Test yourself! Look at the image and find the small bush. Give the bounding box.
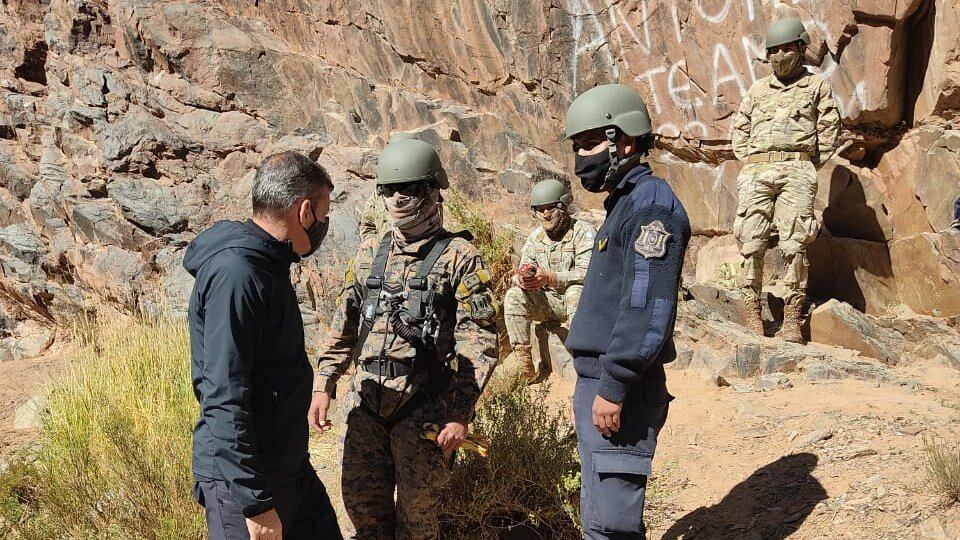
[924,433,960,503]
[437,377,581,539]
[446,190,516,296]
[0,313,203,540]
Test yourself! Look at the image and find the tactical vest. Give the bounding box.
[352,230,470,370]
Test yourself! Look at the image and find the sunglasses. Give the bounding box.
[377,181,429,198]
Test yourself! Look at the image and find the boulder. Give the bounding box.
[95,111,187,173]
[873,127,960,236]
[107,177,199,235]
[808,299,901,364]
[889,231,960,317]
[69,199,134,247]
[0,223,43,265]
[14,395,46,430]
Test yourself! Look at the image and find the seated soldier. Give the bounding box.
[504,179,596,381]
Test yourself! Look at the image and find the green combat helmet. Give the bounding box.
[564,84,652,191]
[529,178,572,207]
[766,18,810,49]
[375,138,449,188]
[564,83,652,140]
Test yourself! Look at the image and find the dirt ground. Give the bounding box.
[640,363,960,539]
[3,348,959,539]
[314,359,960,539]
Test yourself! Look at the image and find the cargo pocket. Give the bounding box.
[733,207,748,244]
[588,451,652,534]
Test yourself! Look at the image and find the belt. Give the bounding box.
[361,360,413,378]
[745,151,811,164]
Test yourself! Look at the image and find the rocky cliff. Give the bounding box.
[1,0,958,362]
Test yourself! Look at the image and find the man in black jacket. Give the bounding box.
[185,151,341,540]
[563,85,691,539]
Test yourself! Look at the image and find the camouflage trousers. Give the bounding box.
[503,285,582,347]
[734,161,819,304]
[341,393,449,539]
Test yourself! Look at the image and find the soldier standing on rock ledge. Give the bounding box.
[308,137,499,539]
[563,84,691,540]
[504,178,595,382]
[731,17,841,343]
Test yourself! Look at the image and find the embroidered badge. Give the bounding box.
[634,220,671,259]
[598,237,608,252]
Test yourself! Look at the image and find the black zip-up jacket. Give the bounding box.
[184,219,312,518]
[566,163,691,404]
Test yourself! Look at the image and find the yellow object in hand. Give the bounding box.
[421,423,490,458]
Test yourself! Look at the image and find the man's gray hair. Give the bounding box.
[251,151,333,217]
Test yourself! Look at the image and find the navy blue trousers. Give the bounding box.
[574,376,669,540]
[193,464,342,540]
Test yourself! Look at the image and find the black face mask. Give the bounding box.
[301,210,329,258]
[574,152,613,193]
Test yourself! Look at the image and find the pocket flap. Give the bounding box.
[592,451,652,475]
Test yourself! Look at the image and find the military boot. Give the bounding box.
[512,344,536,381]
[778,297,805,344]
[741,295,764,336]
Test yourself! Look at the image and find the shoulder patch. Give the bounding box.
[635,220,671,259]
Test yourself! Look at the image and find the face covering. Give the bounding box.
[574,152,612,193]
[300,210,329,257]
[770,50,802,79]
[537,206,572,240]
[384,186,442,245]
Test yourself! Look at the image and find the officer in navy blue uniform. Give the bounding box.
[563,84,691,539]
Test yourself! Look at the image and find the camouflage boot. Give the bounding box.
[778,296,805,344]
[512,344,536,381]
[741,295,764,336]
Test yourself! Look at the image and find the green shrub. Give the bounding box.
[0,314,203,540]
[437,377,581,539]
[924,433,960,503]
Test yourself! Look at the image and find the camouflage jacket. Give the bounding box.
[315,229,498,423]
[513,218,596,291]
[732,71,841,164]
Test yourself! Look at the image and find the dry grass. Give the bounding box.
[0,313,203,540]
[924,433,960,503]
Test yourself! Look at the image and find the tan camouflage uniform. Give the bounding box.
[315,229,498,539]
[358,193,390,243]
[503,219,595,348]
[731,70,841,304]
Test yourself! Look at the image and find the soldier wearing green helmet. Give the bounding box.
[311,136,498,539]
[563,84,691,539]
[503,178,596,381]
[731,17,841,343]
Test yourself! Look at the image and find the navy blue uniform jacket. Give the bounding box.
[566,163,691,404]
[184,220,312,518]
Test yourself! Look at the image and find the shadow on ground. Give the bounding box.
[660,453,827,540]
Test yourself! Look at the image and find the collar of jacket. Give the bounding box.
[769,69,812,90]
[605,162,653,212]
[244,219,301,266]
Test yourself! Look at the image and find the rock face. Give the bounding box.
[0,1,958,358]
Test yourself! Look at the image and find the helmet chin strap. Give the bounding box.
[603,128,621,185]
